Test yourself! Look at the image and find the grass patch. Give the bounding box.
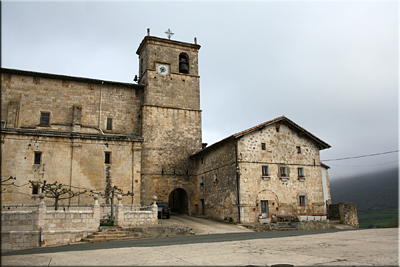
[358,210,398,228]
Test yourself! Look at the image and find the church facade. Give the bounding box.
[1,33,331,223]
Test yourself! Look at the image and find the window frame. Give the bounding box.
[34,151,42,165]
[299,195,306,206]
[105,152,111,164]
[261,143,266,150]
[262,165,269,176]
[106,118,113,130]
[31,182,39,195]
[279,166,289,177]
[40,112,50,126]
[298,167,305,177]
[296,146,301,154]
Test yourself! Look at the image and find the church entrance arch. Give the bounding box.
[168,188,188,214]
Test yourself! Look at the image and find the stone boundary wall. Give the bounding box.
[328,203,340,219]
[328,202,359,227]
[1,195,158,251]
[339,202,359,228]
[114,195,158,227]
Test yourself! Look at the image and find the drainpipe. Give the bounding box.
[98,82,104,134]
[17,93,22,128]
[234,141,241,224]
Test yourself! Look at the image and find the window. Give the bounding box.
[179,53,189,74]
[34,152,42,165]
[40,112,50,126]
[298,168,304,177]
[106,118,112,130]
[200,177,204,186]
[261,143,266,150]
[105,152,111,164]
[299,195,306,206]
[31,182,39,195]
[214,174,218,182]
[276,127,279,132]
[296,146,301,153]
[262,166,269,176]
[280,166,288,177]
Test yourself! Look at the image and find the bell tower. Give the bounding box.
[136,31,202,207]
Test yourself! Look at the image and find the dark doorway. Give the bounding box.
[199,199,205,215]
[168,188,188,214]
[261,200,269,217]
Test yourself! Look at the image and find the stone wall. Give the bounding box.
[1,130,142,206]
[137,37,202,207]
[328,202,359,227]
[114,196,158,227]
[328,203,340,219]
[237,123,327,223]
[1,194,99,251]
[339,202,359,227]
[1,70,143,134]
[1,194,158,251]
[191,139,239,221]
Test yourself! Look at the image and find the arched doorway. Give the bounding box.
[168,188,188,214]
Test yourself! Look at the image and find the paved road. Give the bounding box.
[2,228,398,266]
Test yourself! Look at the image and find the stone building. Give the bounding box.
[1,32,331,223]
[190,116,332,223]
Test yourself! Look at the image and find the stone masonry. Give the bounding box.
[1,33,337,227]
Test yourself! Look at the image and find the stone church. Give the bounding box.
[1,32,332,223]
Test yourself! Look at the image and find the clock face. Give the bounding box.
[157,64,169,76]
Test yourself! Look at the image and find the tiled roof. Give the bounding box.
[191,116,330,157]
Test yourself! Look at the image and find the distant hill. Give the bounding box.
[329,168,398,212]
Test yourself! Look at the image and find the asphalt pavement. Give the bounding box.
[1,215,398,266]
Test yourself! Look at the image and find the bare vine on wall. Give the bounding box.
[28,180,87,210]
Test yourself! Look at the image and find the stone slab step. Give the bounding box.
[87,234,130,239]
[81,236,136,243]
[92,231,130,236]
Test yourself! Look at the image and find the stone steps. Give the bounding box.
[276,222,297,231]
[82,226,136,243]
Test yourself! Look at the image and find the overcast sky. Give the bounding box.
[2,1,398,180]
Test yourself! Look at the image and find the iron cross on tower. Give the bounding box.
[165,28,174,40]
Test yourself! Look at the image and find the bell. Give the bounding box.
[179,63,189,73]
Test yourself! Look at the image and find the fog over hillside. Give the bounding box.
[329,167,398,212]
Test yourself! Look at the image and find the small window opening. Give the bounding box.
[40,112,50,126]
[34,152,42,165]
[32,182,39,195]
[299,195,306,206]
[298,167,304,177]
[276,127,280,132]
[106,118,112,130]
[179,53,189,74]
[200,177,204,186]
[261,143,266,150]
[105,152,111,164]
[296,146,301,153]
[262,166,269,176]
[280,166,288,177]
[214,174,218,182]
